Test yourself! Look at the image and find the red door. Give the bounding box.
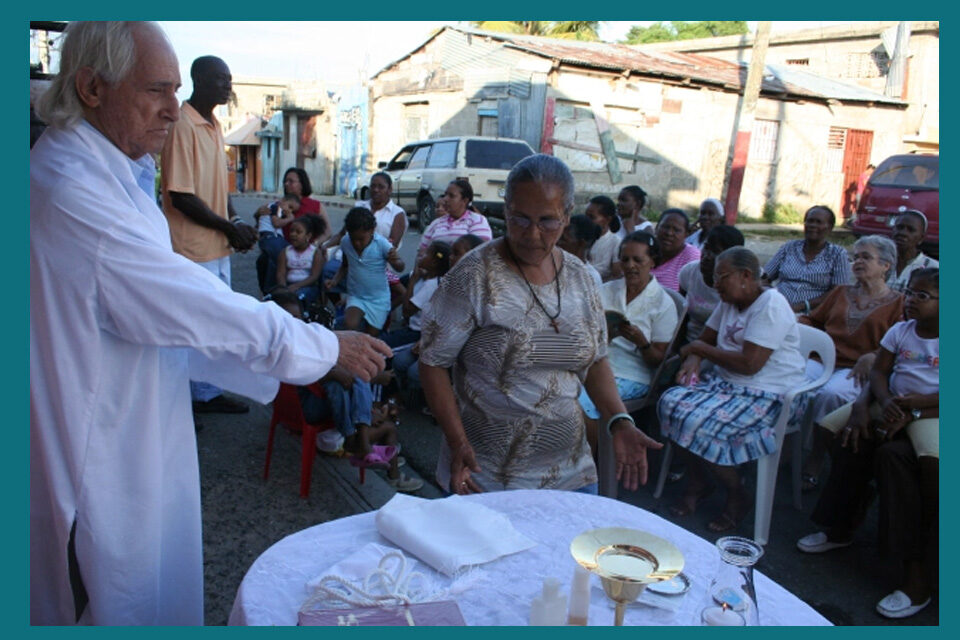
[841,129,873,217]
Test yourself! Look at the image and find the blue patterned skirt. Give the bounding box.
[657,377,808,466]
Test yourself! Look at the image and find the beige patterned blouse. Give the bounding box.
[419,240,607,491]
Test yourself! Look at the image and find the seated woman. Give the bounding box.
[678,225,745,343]
[797,268,938,619]
[658,247,806,532]
[762,205,852,313]
[685,197,724,249]
[584,195,622,281]
[799,235,904,491]
[417,180,492,258]
[650,209,701,291]
[558,214,603,288]
[889,210,938,292]
[578,231,678,457]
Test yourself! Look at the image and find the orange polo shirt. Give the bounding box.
[161,102,231,262]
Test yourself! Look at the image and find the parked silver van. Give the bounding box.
[375,136,535,229]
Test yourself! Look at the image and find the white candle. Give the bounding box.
[701,606,746,626]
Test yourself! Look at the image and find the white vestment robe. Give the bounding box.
[30,122,340,625]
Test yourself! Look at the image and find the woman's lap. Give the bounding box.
[658,377,807,466]
[578,378,649,420]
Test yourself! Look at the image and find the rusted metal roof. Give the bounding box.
[376,26,903,106]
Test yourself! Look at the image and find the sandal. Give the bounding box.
[707,512,741,533]
[349,444,397,469]
[801,473,820,493]
[668,485,715,518]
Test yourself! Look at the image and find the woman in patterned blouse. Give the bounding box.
[418,154,662,495]
[762,205,852,313]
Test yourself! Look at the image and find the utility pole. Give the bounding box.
[723,21,772,224]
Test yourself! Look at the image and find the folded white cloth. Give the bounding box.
[375,494,537,576]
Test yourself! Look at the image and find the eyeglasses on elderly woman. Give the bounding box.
[506,214,565,232]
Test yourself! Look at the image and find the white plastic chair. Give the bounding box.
[598,288,687,499]
[652,324,835,545]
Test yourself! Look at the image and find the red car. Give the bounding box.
[851,154,938,255]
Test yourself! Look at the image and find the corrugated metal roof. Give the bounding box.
[376,26,904,106]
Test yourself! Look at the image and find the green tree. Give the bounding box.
[623,21,747,44]
[471,20,601,41]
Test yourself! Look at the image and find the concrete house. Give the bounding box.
[367,26,908,218]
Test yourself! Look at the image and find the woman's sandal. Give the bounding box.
[349,444,398,469]
[668,485,715,518]
[707,498,751,533]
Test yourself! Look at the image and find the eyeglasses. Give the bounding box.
[506,215,564,232]
[850,253,878,262]
[904,288,938,301]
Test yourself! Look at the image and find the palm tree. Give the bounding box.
[471,21,601,41]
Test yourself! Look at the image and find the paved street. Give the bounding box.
[196,193,935,626]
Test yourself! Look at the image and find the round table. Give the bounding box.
[229,490,829,626]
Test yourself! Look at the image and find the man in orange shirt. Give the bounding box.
[161,56,258,414]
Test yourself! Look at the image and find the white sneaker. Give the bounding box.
[796,531,853,553]
[388,473,423,493]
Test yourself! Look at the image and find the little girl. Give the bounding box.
[255,194,301,294]
[584,195,622,281]
[450,234,484,268]
[798,268,938,619]
[384,241,452,394]
[276,216,326,307]
[325,207,405,335]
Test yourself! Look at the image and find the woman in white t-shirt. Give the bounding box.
[797,267,939,619]
[678,225,745,343]
[584,195,623,281]
[616,185,653,238]
[658,247,806,533]
[579,231,678,455]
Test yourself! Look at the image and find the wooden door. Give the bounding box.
[841,129,873,217]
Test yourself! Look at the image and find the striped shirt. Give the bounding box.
[417,210,492,254]
[763,240,852,305]
[650,243,700,291]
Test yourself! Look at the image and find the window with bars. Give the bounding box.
[825,127,846,173]
[750,119,780,163]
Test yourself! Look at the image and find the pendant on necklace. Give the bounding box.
[550,318,560,333]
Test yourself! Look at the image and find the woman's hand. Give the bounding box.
[840,402,872,452]
[619,322,648,348]
[880,396,906,424]
[449,438,482,494]
[611,422,663,491]
[676,354,702,385]
[848,353,876,385]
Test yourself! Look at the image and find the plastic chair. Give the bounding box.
[598,289,687,499]
[652,324,835,545]
[263,382,337,498]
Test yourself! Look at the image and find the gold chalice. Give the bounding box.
[570,528,684,626]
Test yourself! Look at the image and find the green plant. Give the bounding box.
[761,202,804,224]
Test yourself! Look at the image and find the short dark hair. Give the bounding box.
[588,195,619,233]
[658,208,691,230]
[294,214,326,239]
[280,193,301,205]
[284,167,313,197]
[620,185,647,208]
[190,55,226,83]
[705,225,745,252]
[449,179,473,203]
[909,267,939,290]
[620,231,660,262]
[345,207,376,233]
[453,234,485,252]
[426,241,453,277]
[371,171,393,189]
[805,205,836,227]
[567,214,602,245]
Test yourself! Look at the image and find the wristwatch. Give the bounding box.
[911,408,922,420]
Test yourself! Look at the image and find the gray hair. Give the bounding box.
[34,21,159,128]
[853,234,897,280]
[503,154,576,215]
[716,246,760,279]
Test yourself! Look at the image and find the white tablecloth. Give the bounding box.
[229,490,829,626]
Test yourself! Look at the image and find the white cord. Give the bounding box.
[300,550,434,613]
